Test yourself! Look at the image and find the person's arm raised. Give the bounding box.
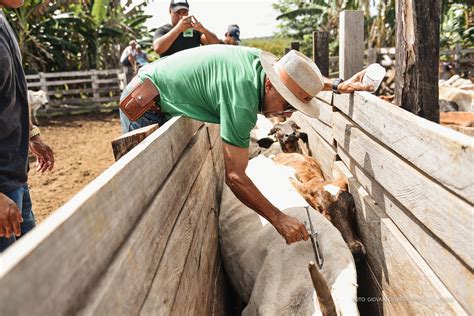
[191,16,220,45]
[153,16,193,55]
[222,142,309,244]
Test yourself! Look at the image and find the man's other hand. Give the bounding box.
[338,69,374,93]
[274,212,310,245]
[30,136,55,173]
[0,193,23,238]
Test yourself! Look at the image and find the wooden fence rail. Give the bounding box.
[26,68,127,115]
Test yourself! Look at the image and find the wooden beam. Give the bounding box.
[0,117,203,315]
[337,148,474,313]
[319,91,474,204]
[335,161,467,315]
[111,124,159,161]
[81,134,214,315]
[333,112,474,268]
[290,41,300,51]
[339,10,364,79]
[394,0,440,123]
[313,31,329,77]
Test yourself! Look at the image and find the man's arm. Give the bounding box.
[223,142,309,244]
[321,69,373,93]
[191,17,219,45]
[0,0,23,8]
[153,17,192,55]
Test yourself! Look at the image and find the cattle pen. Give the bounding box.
[1,10,473,316]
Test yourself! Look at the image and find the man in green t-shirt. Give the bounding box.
[119,45,371,245]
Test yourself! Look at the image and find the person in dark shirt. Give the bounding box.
[0,1,54,251]
[221,24,241,46]
[153,0,219,57]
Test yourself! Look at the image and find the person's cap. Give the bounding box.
[170,0,189,12]
[260,50,324,118]
[226,24,240,42]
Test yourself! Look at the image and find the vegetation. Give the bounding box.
[4,0,151,73]
[273,0,472,57]
[242,37,292,58]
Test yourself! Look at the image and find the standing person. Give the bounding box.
[153,0,219,57]
[119,45,372,244]
[0,1,55,251]
[221,24,241,45]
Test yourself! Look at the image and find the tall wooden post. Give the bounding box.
[339,10,364,79]
[290,41,300,51]
[394,0,440,123]
[313,31,329,77]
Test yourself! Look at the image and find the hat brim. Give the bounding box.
[171,5,189,12]
[260,51,322,118]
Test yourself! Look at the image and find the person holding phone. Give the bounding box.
[153,0,219,57]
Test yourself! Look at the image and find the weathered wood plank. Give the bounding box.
[33,69,123,79]
[0,117,203,315]
[332,112,474,268]
[82,132,213,315]
[47,87,121,96]
[314,97,334,126]
[320,91,474,204]
[171,205,219,315]
[43,78,93,86]
[48,96,119,105]
[140,155,217,315]
[292,112,337,180]
[206,123,220,149]
[336,161,467,315]
[336,149,474,313]
[339,10,364,79]
[211,137,225,202]
[111,124,159,161]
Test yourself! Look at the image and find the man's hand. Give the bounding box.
[337,69,374,93]
[0,193,23,238]
[273,212,310,244]
[176,15,194,32]
[30,136,54,173]
[191,16,206,33]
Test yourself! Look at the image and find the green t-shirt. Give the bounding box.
[137,45,265,148]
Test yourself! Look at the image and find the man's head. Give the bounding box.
[261,50,324,119]
[223,24,240,46]
[169,0,189,25]
[136,45,142,52]
[129,40,137,49]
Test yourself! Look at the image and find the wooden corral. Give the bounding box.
[26,68,126,115]
[0,117,231,315]
[290,90,472,315]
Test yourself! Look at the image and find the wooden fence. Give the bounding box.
[26,68,126,115]
[0,118,230,315]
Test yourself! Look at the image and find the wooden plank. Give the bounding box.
[336,161,467,315]
[47,87,121,96]
[302,114,333,145]
[211,137,225,202]
[44,78,93,86]
[336,149,474,313]
[48,96,119,105]
[206,123,220,149]
[292,112,337,180]
[171,203,219,315]
[314,97,334,126]
[320,91,474,204]
[111,124,160,161]
[339,10,364,79]
[96,78,120,84]
[0,117,203,315]
[332,112,474,268]
[140,155,217,315]
[39,69,123,78]
[82,133,213,315]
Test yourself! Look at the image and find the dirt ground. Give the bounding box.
[28,112,122,223]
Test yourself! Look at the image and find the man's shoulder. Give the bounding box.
[155,24,173,35]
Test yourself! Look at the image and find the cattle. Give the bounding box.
[219,155,359,315]
[274,153,366,262]
[269,120,310,156]
[28,90,48,124]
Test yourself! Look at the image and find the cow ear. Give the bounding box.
[299,132,308,144]
[291,122,301,130]
[257,137,275,148]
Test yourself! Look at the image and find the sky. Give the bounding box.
[137,0,281,39]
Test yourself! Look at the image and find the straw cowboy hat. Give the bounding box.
[260,50,324,118]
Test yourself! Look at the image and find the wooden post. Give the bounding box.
[394,0,440,123]
[284,48,291,54]
[91,69,100,100]
[313,31,329,77]
[367,46,377,65]
[339,10,364,79]
[290,41,300,51]
[38,72,50,103]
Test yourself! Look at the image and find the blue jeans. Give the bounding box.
[0,184,36,252]
[119,75,169,133]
